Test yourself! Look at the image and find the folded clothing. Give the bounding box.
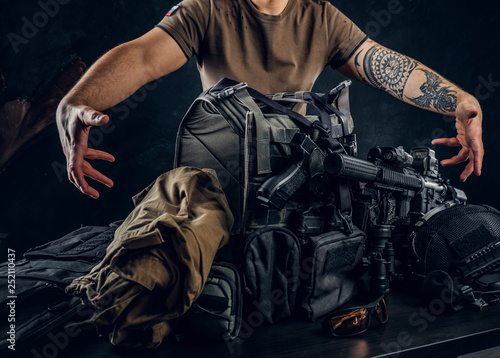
[66,167,234,348]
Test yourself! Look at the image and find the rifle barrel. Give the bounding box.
[325,153,423,191]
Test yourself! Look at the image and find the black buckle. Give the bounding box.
[461,286,489,311]
[337,208,354,234]
[311,120,331,138]
[216,82,248,100]
[326,79,352,104]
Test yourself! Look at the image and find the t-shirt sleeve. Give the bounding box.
[325,3,367,69]
[155,0,210,59]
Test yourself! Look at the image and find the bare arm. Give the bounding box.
[57,28,187,198]
[338,39,483,182]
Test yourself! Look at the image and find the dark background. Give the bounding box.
[1,0,499,255]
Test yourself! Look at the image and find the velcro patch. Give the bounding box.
[166,5,179,16]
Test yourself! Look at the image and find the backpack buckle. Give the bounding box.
[216,82,249,100]
[311,120,331,138]
[337,208,354,234]
[326,79,352,104]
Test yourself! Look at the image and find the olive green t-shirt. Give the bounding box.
[156,0,367,94]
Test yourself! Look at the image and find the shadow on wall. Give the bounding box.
[0,60,86,169]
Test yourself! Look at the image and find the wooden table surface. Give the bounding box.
[23,284,500,358]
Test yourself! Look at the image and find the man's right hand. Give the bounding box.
[54,28,188,198]
[56,102,115,199]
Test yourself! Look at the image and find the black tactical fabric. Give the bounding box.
[299,227,366,321]
[185,262,242,341]
[0,222,120,352]
[412,204,500,279]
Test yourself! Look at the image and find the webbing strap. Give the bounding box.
[271,89,349,138]
[270,126,300,144]
[247,86,345,152]
[269,97,346,139]
[337,180,354,234]
[212,78,347,152]
[211,78,314,132]
[234,89,272,174]
[299,91,333,134]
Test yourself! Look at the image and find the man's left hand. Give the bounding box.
[432,97,484,182]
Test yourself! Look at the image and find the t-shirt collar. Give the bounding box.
[243,0,294,21]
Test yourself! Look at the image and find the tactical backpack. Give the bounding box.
[174,78,367,324]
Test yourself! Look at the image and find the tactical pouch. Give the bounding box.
[185,262,242,341]
[298,226,366,321]
[242,226,301,324]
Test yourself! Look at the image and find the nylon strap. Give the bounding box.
[211,78,314,132]
[234,89,272,174]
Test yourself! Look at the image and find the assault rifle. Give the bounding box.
[257,139,467,294]
[324,145,467,293]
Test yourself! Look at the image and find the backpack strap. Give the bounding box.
[232,88,273,174]
[211,78,313,131]
[211,78,348,152]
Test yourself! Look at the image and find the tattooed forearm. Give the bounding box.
[406,69,457,113]
[353,43,459,113]
[355,45,421,99]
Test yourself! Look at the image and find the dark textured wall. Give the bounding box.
[1,0,499,254]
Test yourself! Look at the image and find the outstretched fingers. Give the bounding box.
[85,148,115,162]
[432,135,483,181]
[439,147,469,167]
[457,99,484,177]
[468,136,484,177]
[431,97,483,181]
[437,145,481,182]
[459,158,475,182]
[67,153,93,197]
[431,137,460,147]
[67,148,115,199]
[82,160,114,189]
[433,143,475,182]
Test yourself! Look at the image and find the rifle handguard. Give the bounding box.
[324,152,379,182]
[325,152,424,192]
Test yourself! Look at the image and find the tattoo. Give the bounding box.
[358,45,421,99]
[406,69,458,113]
[354,50,367,83]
